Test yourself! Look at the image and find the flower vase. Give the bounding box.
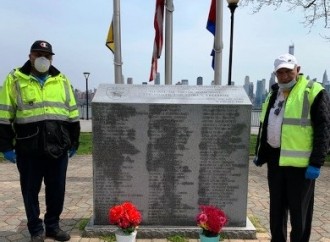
[199,233,220,242]
[115,229,137,242]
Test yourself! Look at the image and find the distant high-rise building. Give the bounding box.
[269,72,276,91]
[248,82,254,103]
[322,70,329,86]
[181,79,189,85]
[127,77,133,84]
[243,76,254,101]
[255,79,266,109]
[324,83,330,94]
[155,72,160,85]
[243,76,250,93]
[197,76,203,85]
[289,44,294,55]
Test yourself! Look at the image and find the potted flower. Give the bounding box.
[196,205,228,241]
[108,201,142,242]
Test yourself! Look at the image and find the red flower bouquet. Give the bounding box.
[108,201,142,234]
[196,205,228,237]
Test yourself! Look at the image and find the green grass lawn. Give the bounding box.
[1,132,329,163]
[77,132,93,154]
[249,134,257,156]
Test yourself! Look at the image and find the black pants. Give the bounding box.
[267,148,315,242]
[16,153,68,236]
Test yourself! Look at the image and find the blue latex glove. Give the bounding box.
[68,148,76,158]
[3,150,16,163]
[305,165,320,180]
[253,156,263,167]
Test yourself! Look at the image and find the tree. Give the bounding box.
[240,0,330,31]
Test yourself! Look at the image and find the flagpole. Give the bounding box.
[213,0,223,85]
[164,0,174,85]
[113,0,123,84]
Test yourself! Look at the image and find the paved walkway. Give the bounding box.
[1,155,329,242]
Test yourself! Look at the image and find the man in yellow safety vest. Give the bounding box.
[253,53,330,242]
[0,40,80,242]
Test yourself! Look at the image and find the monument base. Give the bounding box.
[84,217,256,239]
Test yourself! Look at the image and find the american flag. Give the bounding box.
[149,0,165,82]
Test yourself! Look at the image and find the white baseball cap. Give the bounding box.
[274,53,298,72]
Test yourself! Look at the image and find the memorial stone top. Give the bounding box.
[92,84,251,105]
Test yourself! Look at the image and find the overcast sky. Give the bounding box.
[0,0,329,91]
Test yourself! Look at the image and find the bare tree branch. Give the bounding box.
[240,0,330,32]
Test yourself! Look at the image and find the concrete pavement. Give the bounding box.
[1,155,329,242]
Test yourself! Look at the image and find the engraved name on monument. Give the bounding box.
[92,84,252,228]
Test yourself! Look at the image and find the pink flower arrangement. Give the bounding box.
[108,201,142,234]
[196,205,228,237]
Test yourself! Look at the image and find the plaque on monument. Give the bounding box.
[89,84,254,238]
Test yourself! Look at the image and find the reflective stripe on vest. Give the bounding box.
[0,71,17,124]
[279,77,323,167]
[282,80,314,127]
[13,73,78,124]
[281,150,311,158]
[0,104,15,124]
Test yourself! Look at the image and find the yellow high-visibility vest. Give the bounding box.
[0,68,79,124]
[260,76,324,167]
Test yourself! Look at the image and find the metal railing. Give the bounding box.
[79,105,93,120]
[251,109,261,127]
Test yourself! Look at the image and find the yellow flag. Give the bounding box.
[106,20,115,53]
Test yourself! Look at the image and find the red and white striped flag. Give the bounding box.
[149,56,158,82]
[149,0,165,82]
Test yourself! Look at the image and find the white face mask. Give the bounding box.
[34,57,50,73]
[278,79,297,90]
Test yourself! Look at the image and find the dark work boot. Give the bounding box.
[46,228,70,241]
[30,234,44,242]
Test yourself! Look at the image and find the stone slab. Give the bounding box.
[90,84,253,237]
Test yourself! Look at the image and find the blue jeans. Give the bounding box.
[16,153,68,236]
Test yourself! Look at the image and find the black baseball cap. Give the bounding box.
[30,40,55,55]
